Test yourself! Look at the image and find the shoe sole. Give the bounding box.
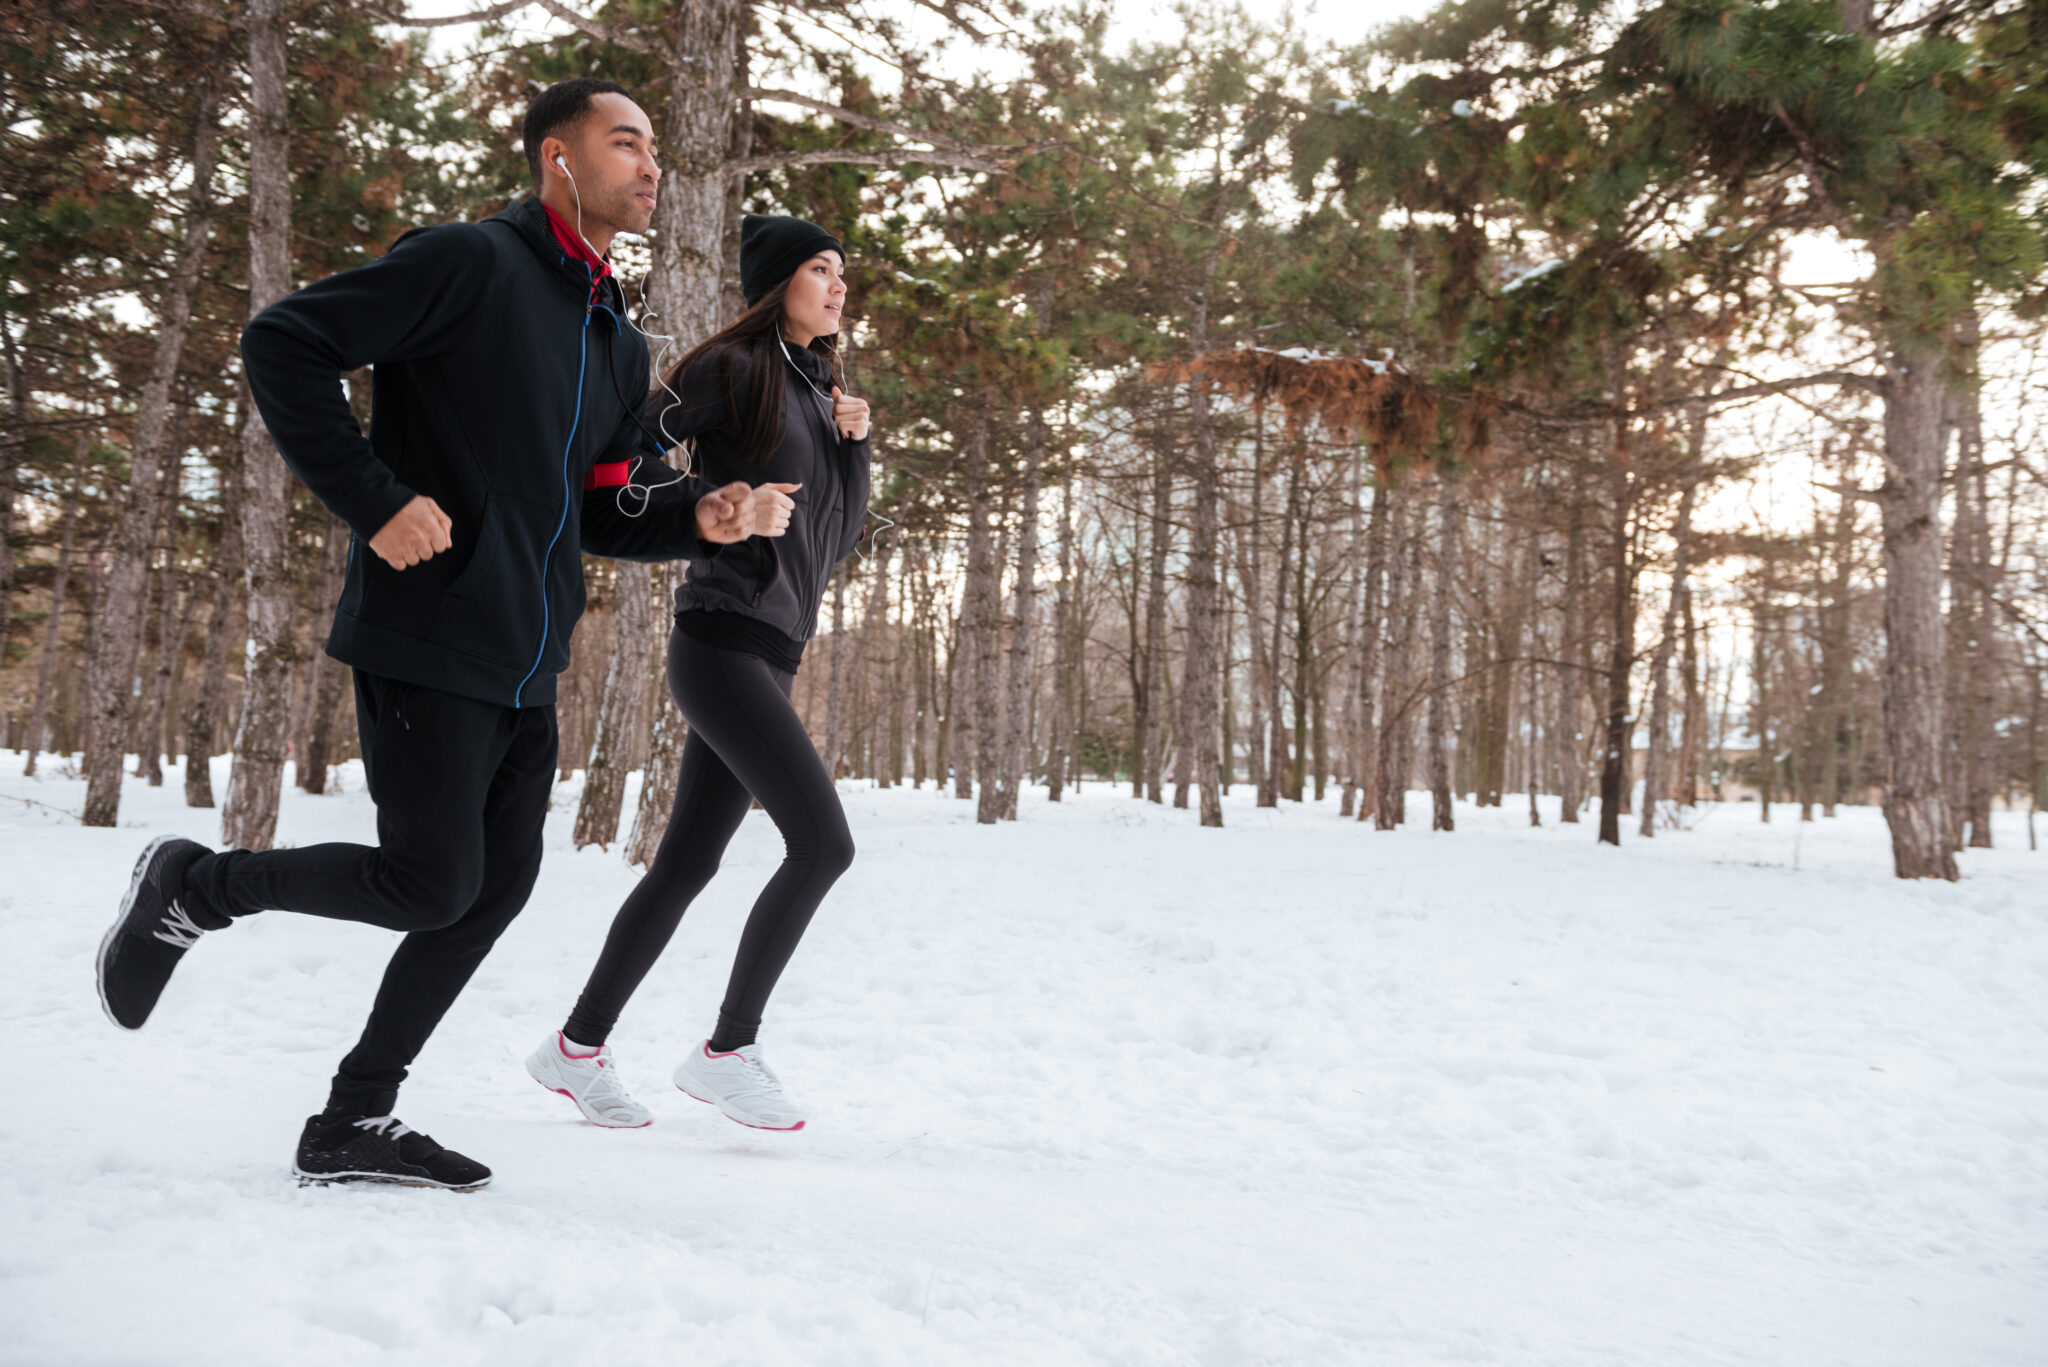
[291,1163,490,1192]
[525,1061,652,1129]
[96,835,177,1032]
[674,1080,805,1132]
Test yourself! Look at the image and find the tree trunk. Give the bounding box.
[1597,455,1637,848]
[1876,330,1958,879]
[1428,477,1460,831]
[1948,313,1994,848]
[297,516,353,795]
[1558,461,1589,822]
[1048,464,1075,802]
[1754,593,1775,824]
[222,4,296,852]
[998,417,1040,819]
[184,507,240,809]
[1638,405,1708,836]
[1289,499,1311,803]
[1353,473,1389,823]
[137,443,193,786]
[1678,581,1703,808]
[82,90,220,827]
[574,563,657,850]
[23,431,85,777]
[863,542,896,786]
[963,411,1000,820]
[824,560,850,778]
[624,562,685,866]
[1140,444,1171,804]
[1265,437,1302,806]
[1375,481,1413,830]
[1179,387,1224,826]
[1238,416,1269,802]
[0,306,31,671]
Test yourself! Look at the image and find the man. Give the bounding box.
[93,78,790,1191]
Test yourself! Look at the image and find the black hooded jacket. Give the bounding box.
[654,342,871,650]
[240,195,715,708]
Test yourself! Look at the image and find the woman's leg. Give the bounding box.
[561,642,754,1048]
[662,635,854,1051]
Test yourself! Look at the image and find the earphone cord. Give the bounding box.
[561,157,892,551]
[558,156,694,512]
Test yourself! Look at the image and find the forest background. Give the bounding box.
[3,0,2045,882]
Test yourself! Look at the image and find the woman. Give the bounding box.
[525,213,871,1131]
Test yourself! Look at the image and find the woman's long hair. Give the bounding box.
[660,275,840,465]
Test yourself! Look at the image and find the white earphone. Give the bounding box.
[554,148,892,552]
[548,147,696,515]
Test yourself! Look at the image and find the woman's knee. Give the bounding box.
[812,823,855,880]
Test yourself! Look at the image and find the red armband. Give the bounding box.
[584,461,631,490]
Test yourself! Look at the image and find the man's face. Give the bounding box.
[556,92,660,236]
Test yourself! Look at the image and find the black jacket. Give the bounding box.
[241,195,714,708]
[658,343,871,641]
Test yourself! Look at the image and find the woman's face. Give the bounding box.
[782,250,847,345]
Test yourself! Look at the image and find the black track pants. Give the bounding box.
[181,671,557,1116]
[564,628,853,1048]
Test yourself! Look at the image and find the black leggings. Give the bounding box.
[564,627,854,1050]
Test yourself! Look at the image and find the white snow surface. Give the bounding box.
[2,755,2043,1366]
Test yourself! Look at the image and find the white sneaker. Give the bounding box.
[673,1041,808,1131]
[525,1032,652,1128]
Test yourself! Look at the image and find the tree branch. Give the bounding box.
[530,0,658,54]
[377,0,531,26]
[728,146,1005,176]
[1655,368,1882,409]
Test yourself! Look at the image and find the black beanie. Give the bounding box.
[740,214,845,306]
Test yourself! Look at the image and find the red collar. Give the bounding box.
[540,199,612,283]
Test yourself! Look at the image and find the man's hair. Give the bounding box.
[522,78,630,185]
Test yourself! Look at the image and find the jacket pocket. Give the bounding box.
[430,495,528,663]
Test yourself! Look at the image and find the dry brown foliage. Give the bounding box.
[1150,347,1445,475]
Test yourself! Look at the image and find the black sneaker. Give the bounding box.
[96,835,216,1030]
[292,1113,493,1191]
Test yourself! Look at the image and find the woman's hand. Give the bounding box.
[831,386,870,442]
[750,483,801,536]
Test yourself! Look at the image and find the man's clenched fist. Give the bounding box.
[369,495,453,570]
[695,481,801,544]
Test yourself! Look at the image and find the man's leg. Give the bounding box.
[97,674,509,1034]
[180,673,505,931]
[325,700,558,1116]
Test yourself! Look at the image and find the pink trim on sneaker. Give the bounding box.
[702,1041,747,1060]
[557,1031,601,1060]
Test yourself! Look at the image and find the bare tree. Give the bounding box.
[575,563,657,849]
[997,417,1040,819]
[1427,476,1461,831]
[81,84,219,826]
[23,431,86,777]
[222,0,297,851]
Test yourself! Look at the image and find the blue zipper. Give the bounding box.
[514,312,589,708]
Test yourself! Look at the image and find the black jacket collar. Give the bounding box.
[492,195,625,310]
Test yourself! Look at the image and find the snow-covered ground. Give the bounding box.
[1,753,2042,1366]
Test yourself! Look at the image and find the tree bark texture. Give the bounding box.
[82,90,219,826]
[574,562,657,850]
[137,448,188,785]
[1877,331,1959,880]
[297,515,353,795]
[1428,478,1461,832]
[1639,403,1708,837]
[23,431,85,777]
[222,4,296,853]
[998,416,1041,820]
